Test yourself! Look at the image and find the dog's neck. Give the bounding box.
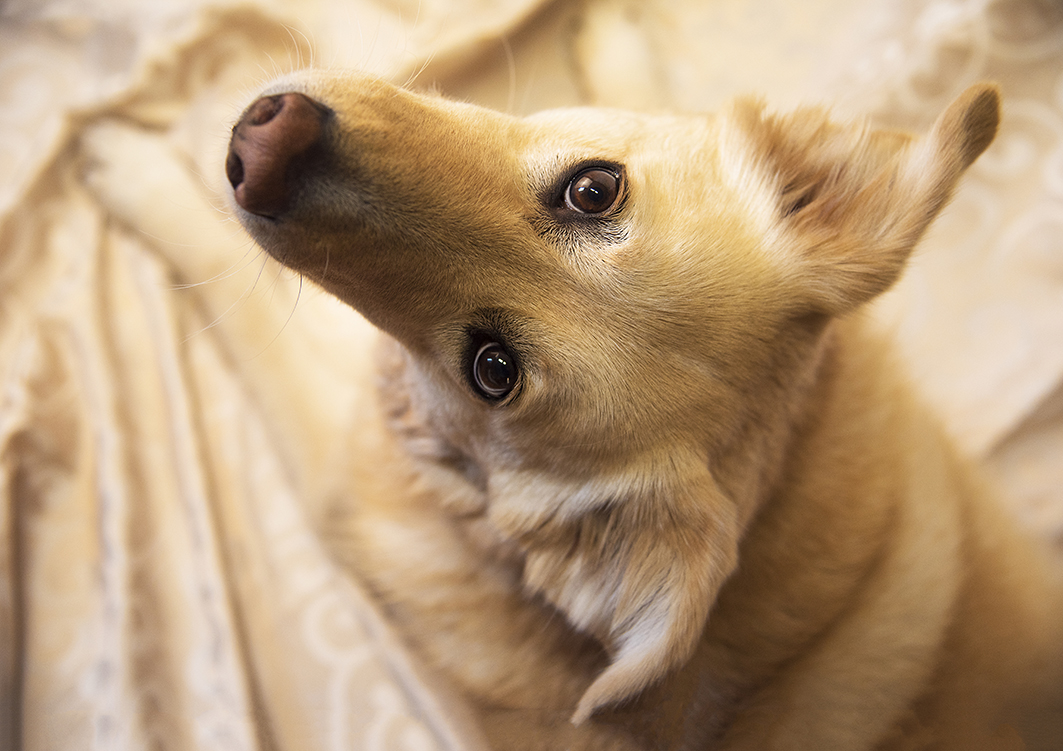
[609,316,968,746]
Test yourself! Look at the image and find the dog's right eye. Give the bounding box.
[564,167,621,215]
[472,342,518,400]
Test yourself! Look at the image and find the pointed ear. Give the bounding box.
[724,83,1000,314]
[491,459,739,725]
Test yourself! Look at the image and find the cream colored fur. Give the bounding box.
[100,73,1063,749]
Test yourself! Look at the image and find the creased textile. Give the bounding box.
[1,1,1061,748]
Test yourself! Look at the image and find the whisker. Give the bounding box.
[251,271,305,359]
[402,46,439,91]
[502,35,517,115]
[169,243,264,290]
[180,249,270,343]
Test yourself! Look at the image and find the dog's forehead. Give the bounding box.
[523,106,646,138]
[520,107,714,163]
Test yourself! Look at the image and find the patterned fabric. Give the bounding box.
[0,1,1060,748]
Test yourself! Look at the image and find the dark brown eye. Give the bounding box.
[472,342,518,399]
[565,168,621,214]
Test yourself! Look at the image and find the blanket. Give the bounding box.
[1,0,1061,748]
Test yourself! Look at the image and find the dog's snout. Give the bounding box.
[226,92,326,217]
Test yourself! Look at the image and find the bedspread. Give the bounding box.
[1,0,1061,748]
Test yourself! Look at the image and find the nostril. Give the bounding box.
[225,149,244,191]
[245,94,285,127]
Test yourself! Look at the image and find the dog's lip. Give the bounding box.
[228,191,280,225]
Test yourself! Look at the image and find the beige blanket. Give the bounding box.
[1,0,1061,748]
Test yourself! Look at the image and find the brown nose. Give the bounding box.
[225,92,326,217]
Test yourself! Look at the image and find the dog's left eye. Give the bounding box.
[472,342,518,400]
[565,167,621,214]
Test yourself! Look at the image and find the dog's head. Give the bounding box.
[227,72,999,721]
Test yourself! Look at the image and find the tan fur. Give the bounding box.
[230,73,1063,749]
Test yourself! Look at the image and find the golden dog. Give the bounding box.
[177,72,1063,748]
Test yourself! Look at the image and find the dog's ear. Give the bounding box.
[490,457,739,725]
[724,83,1000,314]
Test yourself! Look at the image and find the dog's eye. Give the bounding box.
[565,167,621,214]
[472,342,518,399]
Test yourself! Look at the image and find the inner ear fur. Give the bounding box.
[728,83,1001,314]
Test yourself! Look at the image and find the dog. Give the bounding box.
[216,72,1063,750]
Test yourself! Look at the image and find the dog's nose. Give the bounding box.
[226,92,326,217]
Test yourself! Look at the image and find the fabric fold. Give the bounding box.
[1,0,1060,748]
